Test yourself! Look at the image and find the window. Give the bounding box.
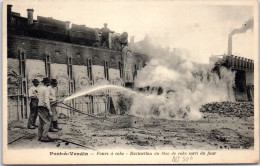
[104,60,109,80]
[87,59,93,81]
[45,54,51,77]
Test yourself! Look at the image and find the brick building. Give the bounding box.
[7,5,146,123]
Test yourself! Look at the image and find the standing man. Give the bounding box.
[27,79,40,129]
[49,79,62,132]
[37,77,53,142]
[100,23,114,48]
[117,93,127,115]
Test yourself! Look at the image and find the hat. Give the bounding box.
[32,79,39,84]
[41,77,50,83]
[51,79,58,85]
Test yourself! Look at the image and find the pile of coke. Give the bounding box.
[200,102,254,117]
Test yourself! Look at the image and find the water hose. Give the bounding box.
[56,101,117,123]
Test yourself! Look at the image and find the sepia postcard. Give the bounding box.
[2,0,259,164]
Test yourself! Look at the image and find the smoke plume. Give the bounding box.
[230,18,254,36]
[129,37,236,120]
[228,18,254,57]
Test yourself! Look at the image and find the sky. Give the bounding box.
[6,0,256,63]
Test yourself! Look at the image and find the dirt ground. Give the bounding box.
[8,105,254,150]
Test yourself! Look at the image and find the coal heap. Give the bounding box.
[200,102,254,117]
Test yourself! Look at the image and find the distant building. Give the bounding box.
[210,55,254,102]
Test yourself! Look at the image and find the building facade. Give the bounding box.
[7,5,145,123]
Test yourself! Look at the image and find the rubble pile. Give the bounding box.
[200,102,254,117]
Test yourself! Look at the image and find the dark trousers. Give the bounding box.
[38,106,51,140]
[100,37,109,48]
[51,103,58,121]
[50,103,58,129]
[27,98,39,127]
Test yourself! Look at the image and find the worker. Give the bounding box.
[100,23,114,48]
[27,79,40,129]
[117,92,127,115]
[49,79,62,132]
[37,77,53,142]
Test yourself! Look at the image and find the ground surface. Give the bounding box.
[8,102,254,150]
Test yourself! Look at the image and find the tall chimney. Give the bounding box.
[130,36,135,43]
[27,9,34,25]
[228,34,232,56]
[7,5,12,27]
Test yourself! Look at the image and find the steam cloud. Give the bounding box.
[129,37,236,120]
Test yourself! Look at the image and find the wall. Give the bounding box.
[7,35,126,121]
[8,35,122,69]
[7,58,22,122]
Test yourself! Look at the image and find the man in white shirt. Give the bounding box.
[27,79,39,129]
[37,77,53,142]
[48,79,61,132]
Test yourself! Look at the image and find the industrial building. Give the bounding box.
[7,5,145,123]
[6,5,254,124]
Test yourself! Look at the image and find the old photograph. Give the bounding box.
[2,0,259,164]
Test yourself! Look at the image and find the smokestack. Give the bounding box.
[228,34,232,56]
[228,18,254,57]
[7,5,12,27]
[130,36,135,43]
[27,9,34,25]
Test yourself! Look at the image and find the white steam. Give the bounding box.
[130,38,236,120]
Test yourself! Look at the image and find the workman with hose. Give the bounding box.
[37,77,53,142]
[48,79,62,132]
